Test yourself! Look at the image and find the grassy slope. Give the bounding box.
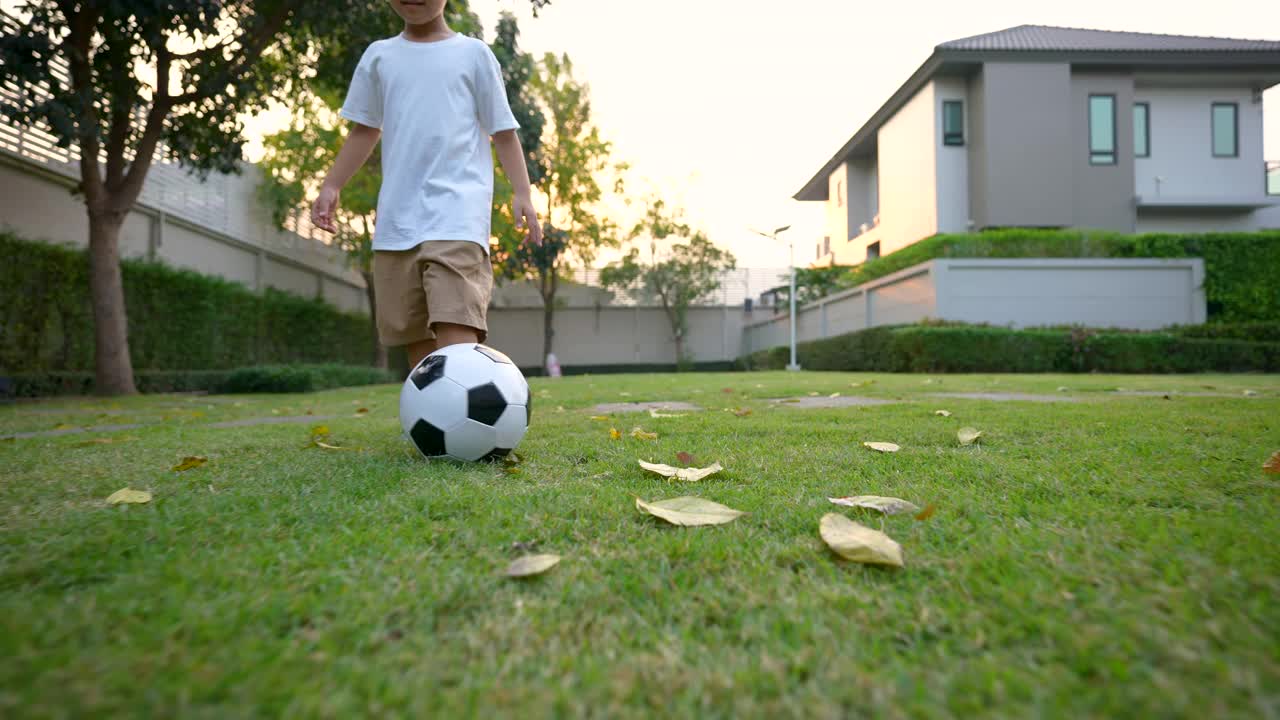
[2,372,1278,718]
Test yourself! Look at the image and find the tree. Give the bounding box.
[0,0,548,395]
[257,3,545,369]
[770,266,857,307]
[600,199,737,366]
[493,53,623,366]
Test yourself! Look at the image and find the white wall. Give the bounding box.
[1134,87,1266,200]
[824,163,849,256]
[933,76,971,234]
[875,80,938,257]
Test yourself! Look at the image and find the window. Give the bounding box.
[866,241,881,261]
[943,100,964,146]
[1089,95,1116,165]
[1212,103,1238,157]
[836,180,845,207]
[823,236,831,256]
[1133,103,1150,158]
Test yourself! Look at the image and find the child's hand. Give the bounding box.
[311,185,340,234]
[513,194,543,246]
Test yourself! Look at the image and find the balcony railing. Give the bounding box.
[1268,161,1280,196]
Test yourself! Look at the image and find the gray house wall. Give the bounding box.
[1070,72,1137,231]
[971,62,1075,228]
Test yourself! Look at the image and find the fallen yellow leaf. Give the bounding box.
[106,487,152,505]
[828,392,841,398]
[609,428,622,440]
[828,495,921,515]
[914,503,938,521]
[934,410,952,417]
[958,427,983,446]
[638,459,724,482]
[863,442,900,453]
[53,423,75,431]
[506,554,561,578]
[731,407,753,417]
[636,496,744,526]
[590,415,610,422]
[808,392,820,397]
[648,408,685,418]
[1263,451,1280,475]
[819,513,904,567]
[172,456,208,472]
[630,427,658,441]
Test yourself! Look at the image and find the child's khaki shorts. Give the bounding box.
[372,240,492,346]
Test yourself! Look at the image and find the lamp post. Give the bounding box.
[752,225,800,371]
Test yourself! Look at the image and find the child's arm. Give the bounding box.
[311,123,381,234]
[493,129,543,246]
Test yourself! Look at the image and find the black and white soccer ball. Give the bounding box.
[399,343,531,462]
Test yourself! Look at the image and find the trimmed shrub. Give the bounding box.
[0,232,374,374]
[3,364,392,399]
[1170,322,1280,343]
[743,323,1280,374]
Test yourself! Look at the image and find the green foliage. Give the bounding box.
[600,198,737,365]
[770,266,857,306]
[1170,322,1280,343]
[744,322,1280,374]
[219,364,392,394]
[0,233,373,374]
[839,229,1280,321]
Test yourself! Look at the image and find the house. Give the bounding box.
[796,25,1280,266]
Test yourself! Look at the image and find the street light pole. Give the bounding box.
[751,224,800,372]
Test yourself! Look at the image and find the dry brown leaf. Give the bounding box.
[1263,451,1280,475]
[914,503,938,521]
[676,451,697,466]
[106,487,152,505]
[53,423,75,431]
[638,459,724,482]
[828,495,921,515]
[630,427,658,441]
[957,427,983,446]
[172,456,208,472]
[635,496,744,526]
[934,410,952,417]
[863,442,900,453]
[732,407,753,417]
[589,415,610,422]
[354,407,369,416]
[721,388,735,394]
[506,554,560,578]
[819,513,904,567]
[609,428,622,440]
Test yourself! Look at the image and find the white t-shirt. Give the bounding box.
[340,34,519,252]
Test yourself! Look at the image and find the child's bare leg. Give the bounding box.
[407,338,437,370]
[433,323,480,349]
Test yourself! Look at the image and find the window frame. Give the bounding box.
[1088,94,1117,166]
[1133,102,1150,158]
[942,100,965,146]
[1211,102,1239,158]
[866,241,881,261]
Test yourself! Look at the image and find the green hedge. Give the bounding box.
[744,324,1280,374]
[835,229,1280,322]
[1170,322,1280,343]
[3,364,393,399]
[0,232,375,374]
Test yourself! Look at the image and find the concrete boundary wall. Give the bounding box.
[743,258,1206,354]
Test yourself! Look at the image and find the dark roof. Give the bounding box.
[793,25,1280,201]
[939,25,1280,53]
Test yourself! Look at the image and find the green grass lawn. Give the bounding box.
[2,371,1279,718]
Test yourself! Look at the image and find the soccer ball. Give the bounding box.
[399,343,531,462]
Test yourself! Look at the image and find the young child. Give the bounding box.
[312,0,542,370]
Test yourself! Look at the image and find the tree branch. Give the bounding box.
[62,1,104,210]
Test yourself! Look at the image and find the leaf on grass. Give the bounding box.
[106,487,152,505]
[731,407,753,417]
[934,410,952,417]
[315,441,354,451]
[619,392,632,397]
[808,392,820,397]
[638,459,724,482]
[556,406,566,413]
[354,407,369,416]
[914,503,937,521]
[957,427,983,446]
[506,554,560,578]
[676,451,697,466]
[721,388,735,394]
[1243,390,1258,397]
[819,513,904,567]
[590,415,610,422]
[609,427,622,440]
[53,423,75,431]
[828,495,921,515]
[863,442,900,453]
[172,456,208,472]
[76,437,117,446]
[1057,386,1070,392]
[1263,451,1280,475]
[630,427,658,441]
[648,408,685,418]
[828,392,841,398]
[636,496,744,526]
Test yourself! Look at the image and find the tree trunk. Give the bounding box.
[87,211,138,395]
[360,270,387,369]
[540,267,557,366]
